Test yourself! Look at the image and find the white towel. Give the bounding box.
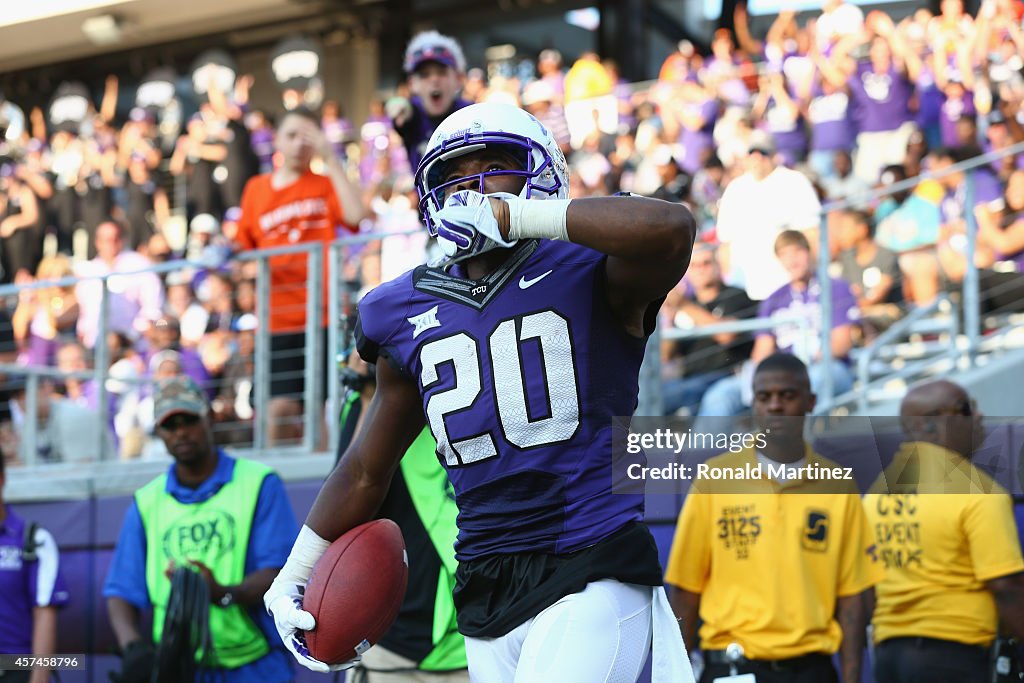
[650,586,697,683]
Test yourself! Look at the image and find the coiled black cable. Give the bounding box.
[154,566,212,683]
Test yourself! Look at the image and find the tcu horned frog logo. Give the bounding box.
[162,509,237,563]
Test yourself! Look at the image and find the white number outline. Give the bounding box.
[419,310,581,466]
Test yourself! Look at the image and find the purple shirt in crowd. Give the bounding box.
[940,168,1005,224]
[807,89,856,151]
[849,62,913,133]
[764,98,807,163]
[679,97,718,175]
[939,90,976,147]
[915,67,945,132]
[756,276,859,362]
[0,506,70,654]
[250,126,275,175]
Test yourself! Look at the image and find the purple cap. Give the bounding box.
[405,44,459,74]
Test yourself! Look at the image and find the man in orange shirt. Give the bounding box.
[235,107,365,445]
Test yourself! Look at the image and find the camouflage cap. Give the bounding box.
[153,376,209,427]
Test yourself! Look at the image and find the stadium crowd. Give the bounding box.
[2,0,1024,463]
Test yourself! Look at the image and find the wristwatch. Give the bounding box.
[218,590,235,608]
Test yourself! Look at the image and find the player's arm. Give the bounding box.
[987,571,1024,640]
[107,597,143,650]
[29,606,57,683]
[835,590,868,683]
[667,586,701,654]
[265,359,424,671]
[306,359,424,539]
[492,195,695,335]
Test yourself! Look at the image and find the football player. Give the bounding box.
[387,30,472,170]
[265,102,697,681]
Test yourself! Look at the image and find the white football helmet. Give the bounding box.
[414,102,570,259]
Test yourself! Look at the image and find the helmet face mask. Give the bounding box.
[415,103,569,261]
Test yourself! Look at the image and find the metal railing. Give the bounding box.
[0,228,419,468]
[813,139,1024,408]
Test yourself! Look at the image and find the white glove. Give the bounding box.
[435,190,518,256]
[264,526,360,673]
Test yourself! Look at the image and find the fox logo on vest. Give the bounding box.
[162,509,237,562]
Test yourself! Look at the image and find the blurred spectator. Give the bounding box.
[803,67,856,180]
[661,243,755,416]
[1,164,42,283]
[8,377,106,463]
[973,168,1024,315]
[537,48,565,101]
[170,113,227,221]
[55,340,97,410]
[660,80,719,176]
[388,31,470,171]
[909,146,1005,302]
[715,131,822,300]
[164,274,208,347]
[648,146,691,204]
[752,72,806,167]
[699,230,858,417]
[234,107,362,445]
[689,155,726,236]
[211,313,256,446]
[834,209,904,337]
[521,80,571,155]
[657,40,700,86]
[564,52,613,103]
[106,331,145,459]
[74,221,164,349]
[983,108,1024,181]
[145,316,211,394]
[821,150,871,204]
[835,12,921,183]
[321,100,355,161]
[121,151,167,251]
[12,255,77,367]
[246,109,276,175]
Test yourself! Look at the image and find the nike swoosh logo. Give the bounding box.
[519,270,553,289]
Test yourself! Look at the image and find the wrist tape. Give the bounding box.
[507,199,571,242]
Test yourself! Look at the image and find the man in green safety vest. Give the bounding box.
[338,353,469,683]
[104,376,298,683]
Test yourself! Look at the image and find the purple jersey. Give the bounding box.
[678,97,718,175]
[807,89,855,151]
[756,277,859,362]
[940,168,1005,224]
[356,240,648,560]
[915,67,944,130]
[849,63,913,133]
[0,507,70,654]
[939,91,976,147]
[250,127,275,175]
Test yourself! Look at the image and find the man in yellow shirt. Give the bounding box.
[864,379,1024,683]
[666,353,882,683]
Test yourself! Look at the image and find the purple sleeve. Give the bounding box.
[755,295,778,338]
[973,171,1005,207]
[831,278,859,327]
[701,99,719,126]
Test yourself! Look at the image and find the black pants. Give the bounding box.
[874,637,989,683]
[269,330,329,399]
[700,653,837,683]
